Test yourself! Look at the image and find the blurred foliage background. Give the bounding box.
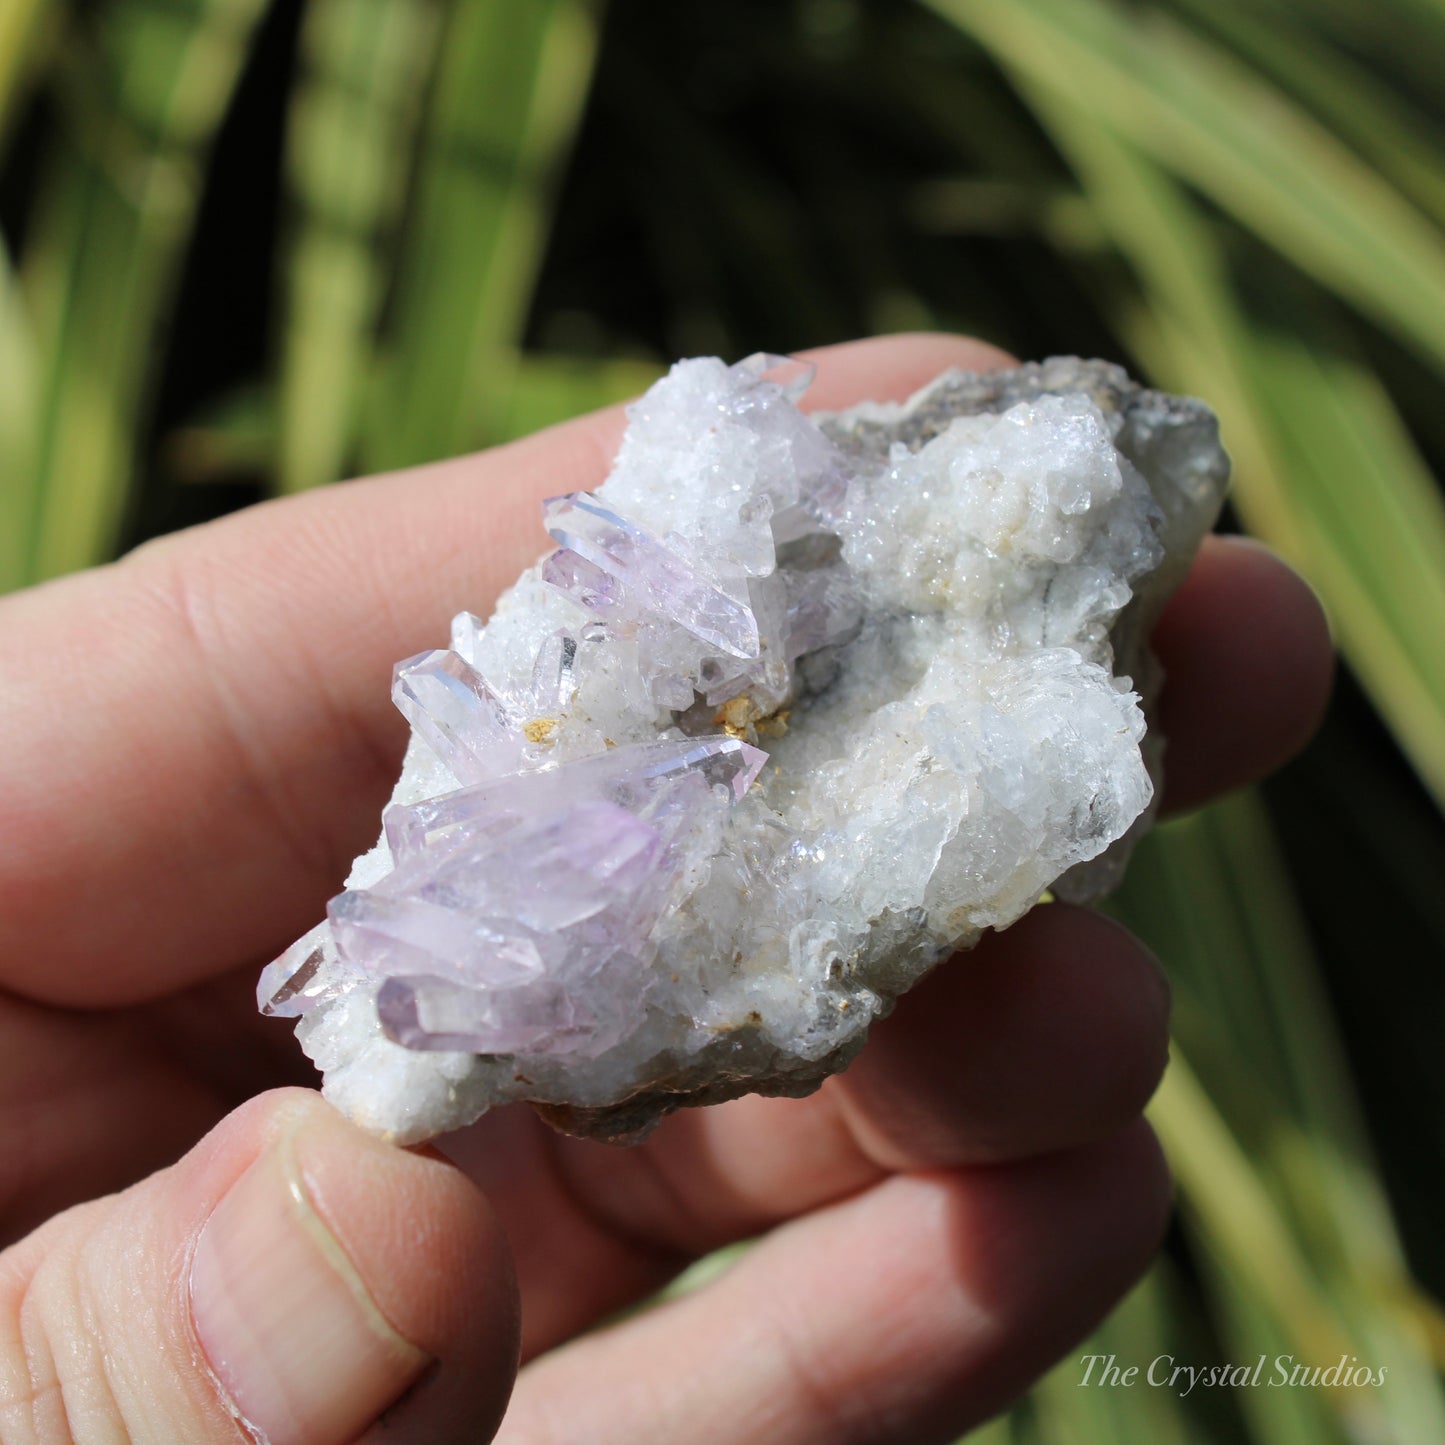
[3,0,1445,1439]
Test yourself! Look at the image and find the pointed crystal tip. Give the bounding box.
[636,734,768,800]
[543,492,761,659]
[257,924,347,1017]
[734,352,817,402]
[393,647,520,783]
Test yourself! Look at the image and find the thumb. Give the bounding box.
[0,1088,518,1444]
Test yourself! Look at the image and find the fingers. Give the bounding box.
[832,903,1171,1168]
[499,1121,1171,1445]
[0,334,1008,1007]
[444,903,1170,1357]
[0,993,225,1247]
[1156,535,1333,815]
[0,969,319,1247]
[0,1089,517,1445]
[791,332,1018,409]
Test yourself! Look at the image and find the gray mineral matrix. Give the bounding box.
[259,354,1229,1145]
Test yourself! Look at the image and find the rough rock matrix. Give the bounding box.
[259,354,1229,1144]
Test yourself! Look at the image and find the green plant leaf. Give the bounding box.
[490,349,660,442]
[163,381,275,485]
[0,238,37,592]
[1119,801,1445,1443]
[924,0,1445,377]
[1167,0,1445,226]
[276,0,446,493]
[14,0,270,584]
[0,0,49,143]
[363,0,602,472]
[1028,1268,1215,1445]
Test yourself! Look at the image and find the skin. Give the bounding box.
[0,335,1333,1443]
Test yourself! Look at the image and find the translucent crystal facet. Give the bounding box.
[328,795,686,1057]
[543,493,761,658]
[736,350,818,403]
[541,548,634,623]
[263,354,1229,1145]
[257,922,358,1018]
[392,649,520,783]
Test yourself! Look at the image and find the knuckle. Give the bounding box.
[0,1203,228,1445]
[0,1217,93,1445]
[763,1298,886,1445]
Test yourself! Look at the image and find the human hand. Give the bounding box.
[0,335,1332,1444]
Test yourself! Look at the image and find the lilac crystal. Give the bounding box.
[543,493,761,658]
[541,548,635,624]
[382,735,764,866]
[334,799,680,1055]
[784,557,863,659]
[270,732,768,1059]
[260,352,1229,1147]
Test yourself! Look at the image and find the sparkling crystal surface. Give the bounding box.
[262,355,1229,1144]
[543,493,761,658]
[392,649,520,783]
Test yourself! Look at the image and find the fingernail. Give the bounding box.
[190,1118,431,1445]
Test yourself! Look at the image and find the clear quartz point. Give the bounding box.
[530,629,579,713]
[257,922,355,1017]
[392,649,522,783]
[449,611,485,665]
[735,351,818,402]
[645,735,767,799]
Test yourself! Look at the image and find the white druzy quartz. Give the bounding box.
[259,355,1229,1144]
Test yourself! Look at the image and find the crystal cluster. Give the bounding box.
[259,354,1229,1144]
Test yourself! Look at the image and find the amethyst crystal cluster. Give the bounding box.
[259,355,1228,1144]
